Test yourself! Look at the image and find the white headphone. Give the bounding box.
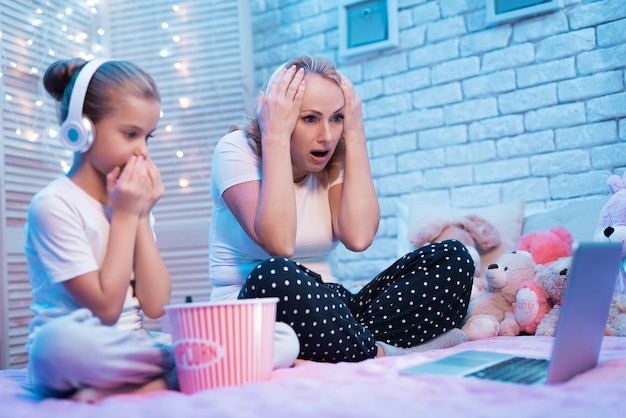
[60,58,111,152]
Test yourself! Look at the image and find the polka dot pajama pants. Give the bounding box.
[238,239,474,363]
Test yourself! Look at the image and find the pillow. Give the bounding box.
[522,195,609,243]
[396,199,525,277]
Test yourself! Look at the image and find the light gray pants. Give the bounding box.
[28,308,178,398]
[28,308,299,398]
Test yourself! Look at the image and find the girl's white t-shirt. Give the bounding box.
[209,130,342,301]
[25,176,142,350]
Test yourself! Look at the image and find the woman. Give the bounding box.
[209,55,474,364]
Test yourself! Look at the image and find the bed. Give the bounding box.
[5,196,624,416]
[2,335,625,417]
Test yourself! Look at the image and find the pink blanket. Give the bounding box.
[2,336,625,418]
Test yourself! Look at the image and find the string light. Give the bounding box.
[3,1,199,191]
[178,97,192,109]
[1,1,105,174]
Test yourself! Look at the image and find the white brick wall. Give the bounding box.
[250,0,626,285]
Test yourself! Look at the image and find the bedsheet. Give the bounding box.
[1,336,625,418]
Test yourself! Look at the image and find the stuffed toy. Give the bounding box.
[594,172,626,294]
[461,251,536,340]
[516,226,574,265]
[409,214,501,298]
[606,292,626,336]
[514,280,550,335]
[535,294,626,337]
[516,255,626,337]
[515,256,571,335]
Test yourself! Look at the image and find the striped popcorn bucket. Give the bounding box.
[165,298,278,393]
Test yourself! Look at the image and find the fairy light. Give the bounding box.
[1,1,104,177]
[3,1,198,192]
[60,161,71,173]
[178,97,192,108]
[23,130,40,142]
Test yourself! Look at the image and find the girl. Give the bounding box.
[25,58,177,401]
[209,55,474,364]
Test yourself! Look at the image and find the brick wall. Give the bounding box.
[249,0,626,285]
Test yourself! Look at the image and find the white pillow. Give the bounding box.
[522,195,609,243]
[396,199,525,277]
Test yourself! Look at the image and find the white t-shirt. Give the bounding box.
[209,130,343,301]
[24,176,142,350]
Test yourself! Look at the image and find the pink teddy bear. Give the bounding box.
[516,226,573,265]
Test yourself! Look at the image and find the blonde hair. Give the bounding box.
[239,55,345,183]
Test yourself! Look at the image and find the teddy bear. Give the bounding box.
[594,172,626,294]
[409,214,501,298]
[516,226,574,265]
[534,293,626,337]
[606,292,626,336]
[461,250,536,340]
[514,256,571,336]
[516,255,626,337]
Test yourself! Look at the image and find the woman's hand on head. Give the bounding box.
[338,74,366,141]
[257,65,306,146]
[106,155,151,216]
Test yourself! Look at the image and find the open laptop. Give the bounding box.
[401,241,623,385]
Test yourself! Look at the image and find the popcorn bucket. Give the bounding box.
[165,298,278,393]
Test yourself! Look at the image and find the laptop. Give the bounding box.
[401,241,623,385]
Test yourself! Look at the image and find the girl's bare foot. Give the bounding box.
[71,377,168,403]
